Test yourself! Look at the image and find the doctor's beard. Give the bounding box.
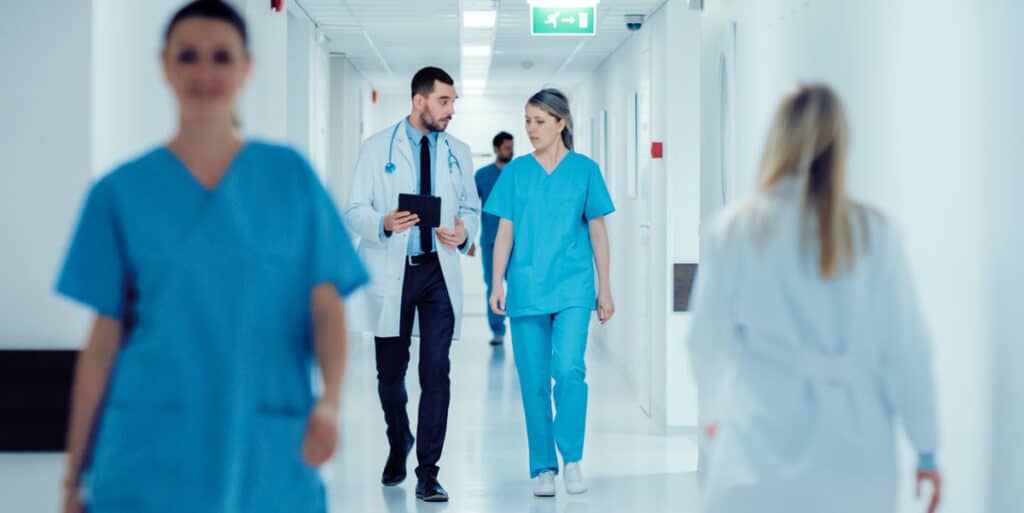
[420,111,451,133]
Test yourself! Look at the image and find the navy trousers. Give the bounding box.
[374,257,454,480]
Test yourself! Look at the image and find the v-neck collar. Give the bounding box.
[163,141,250,193]
[530,150,572,176]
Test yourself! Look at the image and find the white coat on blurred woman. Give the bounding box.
[687,84,943,513]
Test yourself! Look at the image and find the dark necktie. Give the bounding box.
[420,136,432,253]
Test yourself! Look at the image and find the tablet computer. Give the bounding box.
[398,193,442,228]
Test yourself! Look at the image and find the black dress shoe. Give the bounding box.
[381,436,415,486]
[415,476,449,502]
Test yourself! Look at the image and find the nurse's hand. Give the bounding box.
[302,400,340,467]
[384,210,420,234]
[490,283,506,315]
[916,469,942,513]
[597,289,615,324]
[61,483,83,513]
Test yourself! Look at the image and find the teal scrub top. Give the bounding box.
[483,151,614,318]
[56,141,368,513]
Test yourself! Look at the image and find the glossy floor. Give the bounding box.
[322,313,699,513]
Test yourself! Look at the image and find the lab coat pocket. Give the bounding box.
[360,245,393,296]
[244,411,323,513]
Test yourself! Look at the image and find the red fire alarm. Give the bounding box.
[271,0,284,12]
[651,141,664,159]
[372,89,379,104]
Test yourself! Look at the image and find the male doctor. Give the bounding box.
[345,66,479,503]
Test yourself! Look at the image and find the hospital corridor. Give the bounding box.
[1,1,1022,513]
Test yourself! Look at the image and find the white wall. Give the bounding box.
[92,0,181,175]
[0,5,93,511]
[287,11,312,158]
[572,2,703,430]
[237,0,288,141]
[983,3,1023,509]
[700,0,1013,510]
[328,56,368,215]
[1,2,94,351]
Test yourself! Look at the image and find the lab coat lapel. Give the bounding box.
[393,124,417,193]
[435,135,452,212]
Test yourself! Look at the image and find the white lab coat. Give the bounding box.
[687,179,939,513]
[344,121,480,340]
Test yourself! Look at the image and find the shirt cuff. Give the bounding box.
[379,217,392,241]
[917,452,937,471]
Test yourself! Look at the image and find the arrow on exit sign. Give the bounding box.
[531,6,597,36]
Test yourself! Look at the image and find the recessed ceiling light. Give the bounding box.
[462,45,492,57]
[463,11,497,28]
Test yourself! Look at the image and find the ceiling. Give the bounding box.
[295,0,668,96]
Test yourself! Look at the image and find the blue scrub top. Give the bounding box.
[56,141,368,513]
[474,162,502,246]
[483,151,614,318]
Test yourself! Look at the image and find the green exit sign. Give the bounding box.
[531,6,597,36]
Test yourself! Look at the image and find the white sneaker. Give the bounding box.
[564,462,587,494]
[533,471,556,497]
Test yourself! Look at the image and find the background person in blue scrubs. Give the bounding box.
[485,89,615,498]
[474,131,514,345]
[57,2,368,512]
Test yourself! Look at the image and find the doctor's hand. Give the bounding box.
[597,288,615,324]
[490,282,506,316]
[384,210,419,234]
[302,400,340,467]
[916,469,942,513]
[436,216,468,249]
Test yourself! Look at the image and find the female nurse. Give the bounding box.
[485,89,615,498]
[687,85,942,513]
[57,2,368,512]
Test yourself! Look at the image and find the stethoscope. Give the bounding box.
[385,122,463,180]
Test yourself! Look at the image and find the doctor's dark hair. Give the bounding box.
[527,89,574,151]
[492,132,514,148]
[411,67,455,99]
[164,0,249,52]
[757,84,861,279]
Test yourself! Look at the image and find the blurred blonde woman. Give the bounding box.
[687,84,942,513]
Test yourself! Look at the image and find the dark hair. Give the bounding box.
[527,89,574,150]
[411,67,455,99]
[492,132,514,148]
[164,0,249,51]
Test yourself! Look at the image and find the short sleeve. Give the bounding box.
[302,156,370,298]
[55,179,129,319]
[483,163,515,222]
[584,163,615,220]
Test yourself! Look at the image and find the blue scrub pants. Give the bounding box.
[480,243,506,338]
[510,307,591,478]
[375,257,454,480]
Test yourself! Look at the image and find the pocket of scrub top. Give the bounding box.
[507,265,535,313]
[87,404,190,507]
[244,410,323,513]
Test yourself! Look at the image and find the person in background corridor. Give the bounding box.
[486,89,615,498]
[475,131,515,345]
[57,2,368,512]
[687,84,942,513]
